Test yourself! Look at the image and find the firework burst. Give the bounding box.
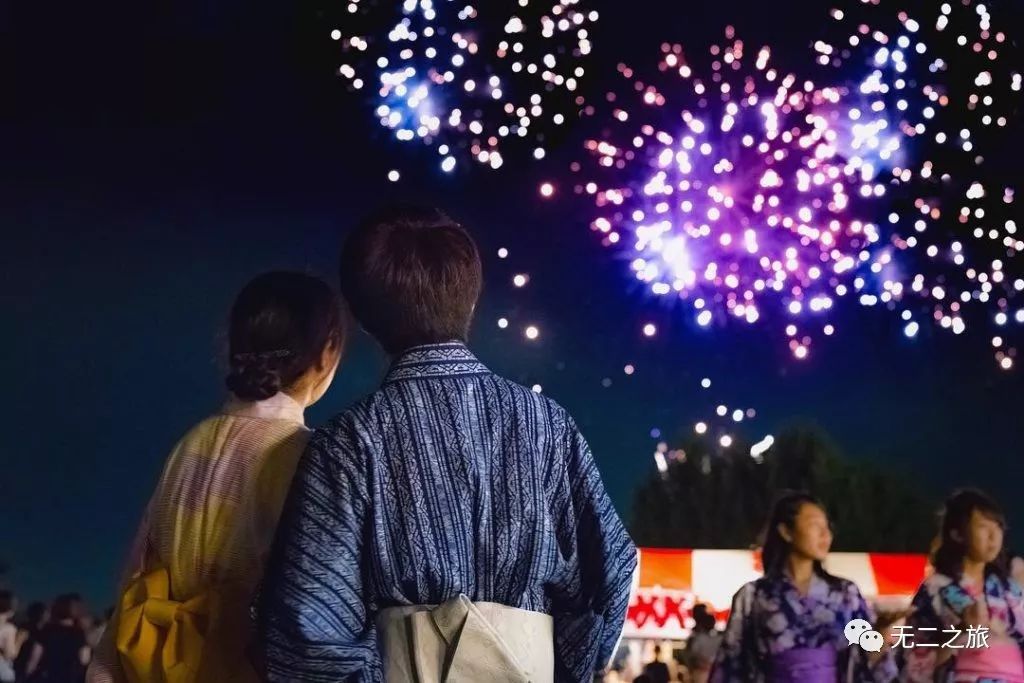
[569,28,891,359]
[334,0,597,175]
[817,0,1023,367]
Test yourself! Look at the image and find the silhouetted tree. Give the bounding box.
[630,426,936,553]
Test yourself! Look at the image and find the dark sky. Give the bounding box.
[3,0,1022,608]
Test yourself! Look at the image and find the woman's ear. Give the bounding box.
[777,523,794,544]
[318,339,341,372]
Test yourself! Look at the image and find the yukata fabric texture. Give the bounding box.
[88,393,309,683]
[899,573,1024,683]
[258,342,637,683]
[711,572,898,683]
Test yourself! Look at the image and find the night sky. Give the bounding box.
[3,0,1023,609]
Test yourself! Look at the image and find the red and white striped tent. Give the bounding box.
[625,548,929,641]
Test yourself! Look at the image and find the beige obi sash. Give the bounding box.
[376,594,554,683]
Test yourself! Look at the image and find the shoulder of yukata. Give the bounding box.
[907,580,947,629]
[721,581,759,643]
[324,375,581,472]
[305,408,374,478]
[749,575,773,596]
[921,572,956,595]
[740,579,768,608]
[1007,577,1024,599]
[493,380,590,470]
[311,409,359,446]
[498,375,577,433]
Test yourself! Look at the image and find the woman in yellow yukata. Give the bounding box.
[87,271,345,683]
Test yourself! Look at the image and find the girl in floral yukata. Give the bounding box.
[900,489,1024,683]
[711,492,899,683]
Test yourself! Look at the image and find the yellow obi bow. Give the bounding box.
[116,568,212,683]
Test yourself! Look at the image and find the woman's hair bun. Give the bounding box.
[225,350,289,401]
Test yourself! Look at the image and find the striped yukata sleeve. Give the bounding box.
[550,416,638,682]
[257,421,381,683]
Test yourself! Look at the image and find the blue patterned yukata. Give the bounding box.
[257,342,637,683]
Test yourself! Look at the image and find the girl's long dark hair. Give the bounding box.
[931,488,1009,583]
[760,490,841,588]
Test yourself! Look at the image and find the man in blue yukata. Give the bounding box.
[257,205,638,683]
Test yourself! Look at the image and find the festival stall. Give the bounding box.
[613,548,928,678]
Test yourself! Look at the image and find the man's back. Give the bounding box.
[259,343,637,683]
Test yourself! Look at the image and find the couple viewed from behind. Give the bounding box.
[87,205,639,683]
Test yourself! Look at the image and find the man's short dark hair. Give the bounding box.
[340,205,482,355]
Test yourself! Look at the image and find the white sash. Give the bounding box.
[376,594,554,683]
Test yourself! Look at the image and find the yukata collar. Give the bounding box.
[383,341,489,384]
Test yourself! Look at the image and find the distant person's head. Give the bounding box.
[51,594,83,624]
[932,488,1008,580]
[692,603,715,631]
[225,271,345,407]
[339,204,482,355]
[653,644,662,658]
[762,491,835,580]
[0,591,15,620]
[700,611,717,631]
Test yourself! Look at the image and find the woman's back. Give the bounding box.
[146,395,309,600]
[88,396,309,683]
[87,270,344,683]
